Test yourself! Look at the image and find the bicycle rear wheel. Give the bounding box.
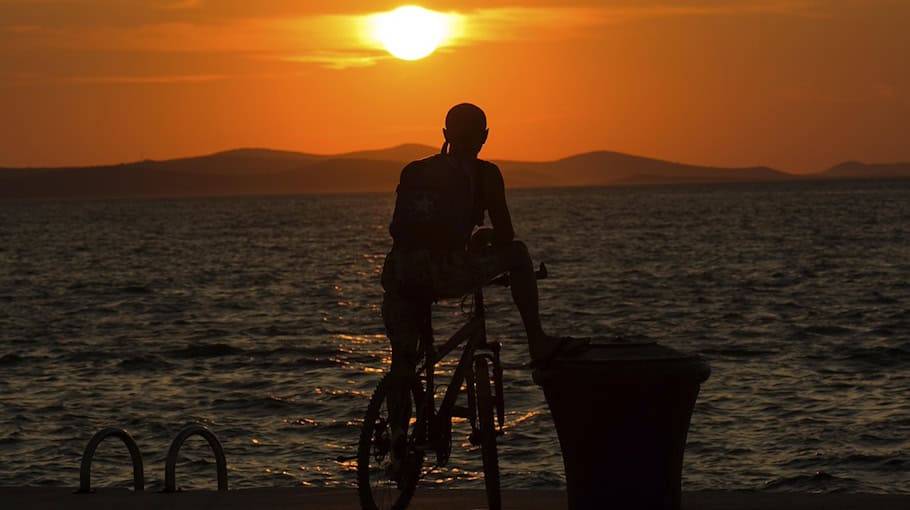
[358,374,425,510]
[474,357,501,510]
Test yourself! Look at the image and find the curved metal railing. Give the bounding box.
[78,428,144,493]
[163,424,228,492]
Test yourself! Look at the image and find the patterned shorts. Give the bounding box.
[380,247,506,373]
[381,248,505,299]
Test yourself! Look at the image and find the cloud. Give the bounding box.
[1,9,390,70]
[68,74,225,84]
[152,0,202,10]
[275,51,391,71]
[451,1,821,43]
[2,13,373,53]
[0,1,827,77]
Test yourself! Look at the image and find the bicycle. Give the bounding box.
[357,263,548,510]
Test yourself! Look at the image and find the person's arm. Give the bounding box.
[485,164,515,245]
[389,161,426,246]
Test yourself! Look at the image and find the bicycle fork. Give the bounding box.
[491,345,505,433]
[472,341,506,437]
[483,341,505,433]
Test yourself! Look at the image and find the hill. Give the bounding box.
[821,161,910,179]
[0,145,906,199]
[498,151,788,188]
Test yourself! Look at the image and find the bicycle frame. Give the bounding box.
[413,287,504,465]
[357,263,544,510]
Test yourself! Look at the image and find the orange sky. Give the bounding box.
[1,1,908,172]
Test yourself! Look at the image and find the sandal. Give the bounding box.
[529,336,590,369]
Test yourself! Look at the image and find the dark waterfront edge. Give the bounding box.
[2,488,909,510]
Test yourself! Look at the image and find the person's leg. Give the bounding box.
[482,240,586,362]
[384,291,422,379]
[497,241,546,338]
[381,291,422,474]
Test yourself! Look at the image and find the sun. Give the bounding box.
[371,5,453,61]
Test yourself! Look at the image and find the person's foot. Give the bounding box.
[386,428,407,483]
[529,336,590,368]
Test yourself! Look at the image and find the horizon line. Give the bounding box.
[3,143,905,175]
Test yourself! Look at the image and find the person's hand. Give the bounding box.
[469,227,495,252]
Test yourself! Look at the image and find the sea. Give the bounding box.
[1,180,908,494]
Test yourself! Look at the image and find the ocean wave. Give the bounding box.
[166,342,245,358]
[764,471,880,493]
[119,285,155,294]
[117,354,174,371]
[699,347,777,358]
[0,353,50,365]
[211,395,300,412]
[840,346,910,368]
[802,325,857,336]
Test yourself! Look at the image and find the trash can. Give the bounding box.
[533,341,710,510]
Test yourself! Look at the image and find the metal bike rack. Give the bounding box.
[163,424,228,492]
[77,428,144,493]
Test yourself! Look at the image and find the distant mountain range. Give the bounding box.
[1,144,907,199]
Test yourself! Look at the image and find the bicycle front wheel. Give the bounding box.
[474,356,501,510]
[357,374,425,510]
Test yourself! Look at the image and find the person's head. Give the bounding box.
[442,103,488,157]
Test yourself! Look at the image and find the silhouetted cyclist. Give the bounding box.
[381,103,587,394]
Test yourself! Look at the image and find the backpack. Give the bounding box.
[389,153,486,251]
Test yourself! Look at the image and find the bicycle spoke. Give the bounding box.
[358,375,425,510]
